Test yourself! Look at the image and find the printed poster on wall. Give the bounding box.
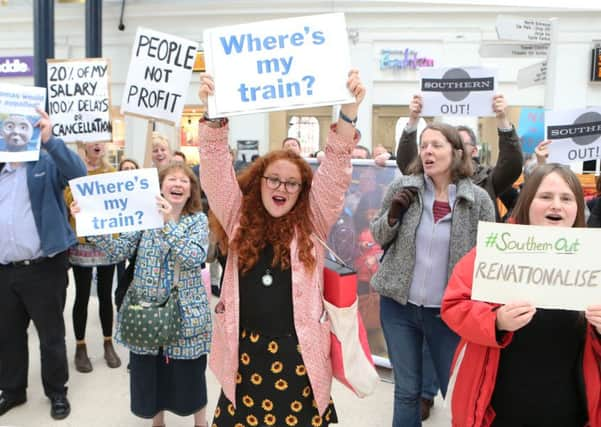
[203,13,354,117]
[420,66,497,117]
[121,27,198,125]
[545,107,601,164]
[69,168,163,237]
[517,107,545,155]
[472,222,600,311]
[0,83,46,163]
[47,58,112,143]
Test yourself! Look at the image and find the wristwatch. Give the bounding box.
[199,113,228,128]
[339,110,357,126]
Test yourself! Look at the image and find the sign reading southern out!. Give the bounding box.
[203,13,354,117]
[545,107,601,164]
[419,66,497,117]
[472,222,601,311]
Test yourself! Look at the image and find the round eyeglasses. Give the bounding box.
[262,176,302,194]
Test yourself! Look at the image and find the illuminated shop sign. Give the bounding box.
[0,56,34,78]
[592,47,601,82]
[380,49,435,70]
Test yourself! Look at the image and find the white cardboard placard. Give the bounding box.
[203,13,354,117]
[420,67,497,117]
[473,222,601,311]
[121,27,198,125]
[69,168,163,236]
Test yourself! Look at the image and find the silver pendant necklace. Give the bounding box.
[262,269,273,287]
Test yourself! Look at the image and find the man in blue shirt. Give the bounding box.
[0,110,86,420]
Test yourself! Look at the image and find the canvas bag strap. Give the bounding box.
[312,233,352,269]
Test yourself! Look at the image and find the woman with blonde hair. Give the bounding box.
[151,132,172,170]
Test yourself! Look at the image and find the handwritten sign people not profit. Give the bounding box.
[47,58,112,143]
[545,107,601,164]
[420,67,497,117]
[121,28,198,125]
[203,13,354,117]
[472,222,600,311]
[0,83,46,163]
[69,168,163,236]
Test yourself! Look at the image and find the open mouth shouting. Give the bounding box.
[260,159,303,218]
[161,171,191,208]
[272,194,288,206]
[544,213,564,224]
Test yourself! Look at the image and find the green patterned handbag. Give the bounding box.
[120,262,182,348]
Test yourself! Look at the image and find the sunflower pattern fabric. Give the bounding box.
[211,329,338,427]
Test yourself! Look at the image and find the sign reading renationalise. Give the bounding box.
[545,107,601,164]
[69,168,163,237]
[0,83,46,163]
[496,15,551,43]
[420,67,497,116]
[121,27,198,125]
[472,222,600,311]
[47,58,112,143]
[0,56,34,78]
[203,13,354,117]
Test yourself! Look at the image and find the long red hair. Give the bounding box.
[232,150,316,274]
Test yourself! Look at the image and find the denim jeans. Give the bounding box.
[421,341,440,400]
[380,297,459,427]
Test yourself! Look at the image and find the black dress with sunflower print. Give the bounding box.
[212,245,338,427]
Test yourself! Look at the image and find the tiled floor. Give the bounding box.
[0,271,451,427]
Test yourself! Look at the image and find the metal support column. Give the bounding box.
[33,0,54,90]
[86,0,102,58]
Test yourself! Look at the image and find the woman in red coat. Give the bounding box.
[441,163,601,427]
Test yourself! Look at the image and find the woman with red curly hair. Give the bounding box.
[198,70,365,427]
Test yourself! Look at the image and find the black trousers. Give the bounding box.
[0,252,69,399]
[72,264,115,340]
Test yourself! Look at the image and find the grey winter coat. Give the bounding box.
[369,174,495,305]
